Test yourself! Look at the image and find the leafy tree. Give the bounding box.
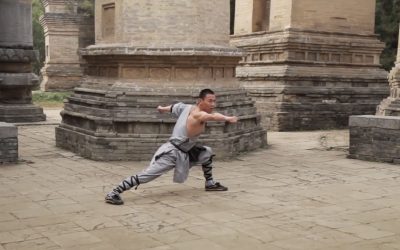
[375,0,400,70]
[32,0,45,76]
[77,0,94,17]
[65,0,94,16]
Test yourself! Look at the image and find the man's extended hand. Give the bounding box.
[157,105,172,113]
[226,116,238,123]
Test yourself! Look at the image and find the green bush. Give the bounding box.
[32,91,72,107]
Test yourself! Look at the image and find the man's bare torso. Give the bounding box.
[186,106,205,138]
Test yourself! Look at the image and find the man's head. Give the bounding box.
[198,88,216,113]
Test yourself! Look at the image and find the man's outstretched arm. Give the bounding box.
[196,111,238,123]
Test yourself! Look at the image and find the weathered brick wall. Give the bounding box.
[95,0,230,47]
[235,0,376,34]
[290,0,375,34]
[349,115,400,164]
[234,0,254,35]
[269,0,292,32]
[47,29,80,63]
[0,123,18,164]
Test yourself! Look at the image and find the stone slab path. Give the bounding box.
[1,109,400,249]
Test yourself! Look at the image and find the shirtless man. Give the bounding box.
[105,88,238,205]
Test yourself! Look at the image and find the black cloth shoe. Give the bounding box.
[205,182,228,191]
[105,193,124,205]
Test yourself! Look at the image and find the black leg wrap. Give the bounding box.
[201,154,214,168]
[114,175,140,193]
[202,156,214,181]
[133,175,140,190]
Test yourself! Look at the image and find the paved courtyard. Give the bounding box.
[1,108,400,250]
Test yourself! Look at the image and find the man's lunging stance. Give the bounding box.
[105,89,238,205]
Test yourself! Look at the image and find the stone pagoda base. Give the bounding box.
[55,47,266,161]
[0,104,46,123]
[231,29,389,131]
[349,115,400,164]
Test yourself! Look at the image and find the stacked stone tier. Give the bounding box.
[232,29,384,66]
[57,80,266,161]
[231,29,389,131]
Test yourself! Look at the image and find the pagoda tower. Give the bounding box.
[55,0,266,160]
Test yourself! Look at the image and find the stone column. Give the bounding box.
[231,0,388,131]
[55,0,266,161]
[40,0,94,91]
[0,0,46,122]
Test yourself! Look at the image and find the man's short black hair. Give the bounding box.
[199,88,215,99]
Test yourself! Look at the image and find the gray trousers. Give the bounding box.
[113,146,214,194]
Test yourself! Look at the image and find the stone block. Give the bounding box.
[0,122,17,138]
[349,115,400,164]
[0,122,18,164]
[349,115,400,130]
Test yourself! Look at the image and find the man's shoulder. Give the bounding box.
[191,109,211,121]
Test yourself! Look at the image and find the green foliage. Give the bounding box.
[32,0,45,76]
[375,0,400,70]
[78,0,94,17]
[32,91,72,107]
[65,0,94,16]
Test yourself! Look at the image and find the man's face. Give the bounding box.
[199,94,216,113]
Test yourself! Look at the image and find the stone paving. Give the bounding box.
[1,108,400,249]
